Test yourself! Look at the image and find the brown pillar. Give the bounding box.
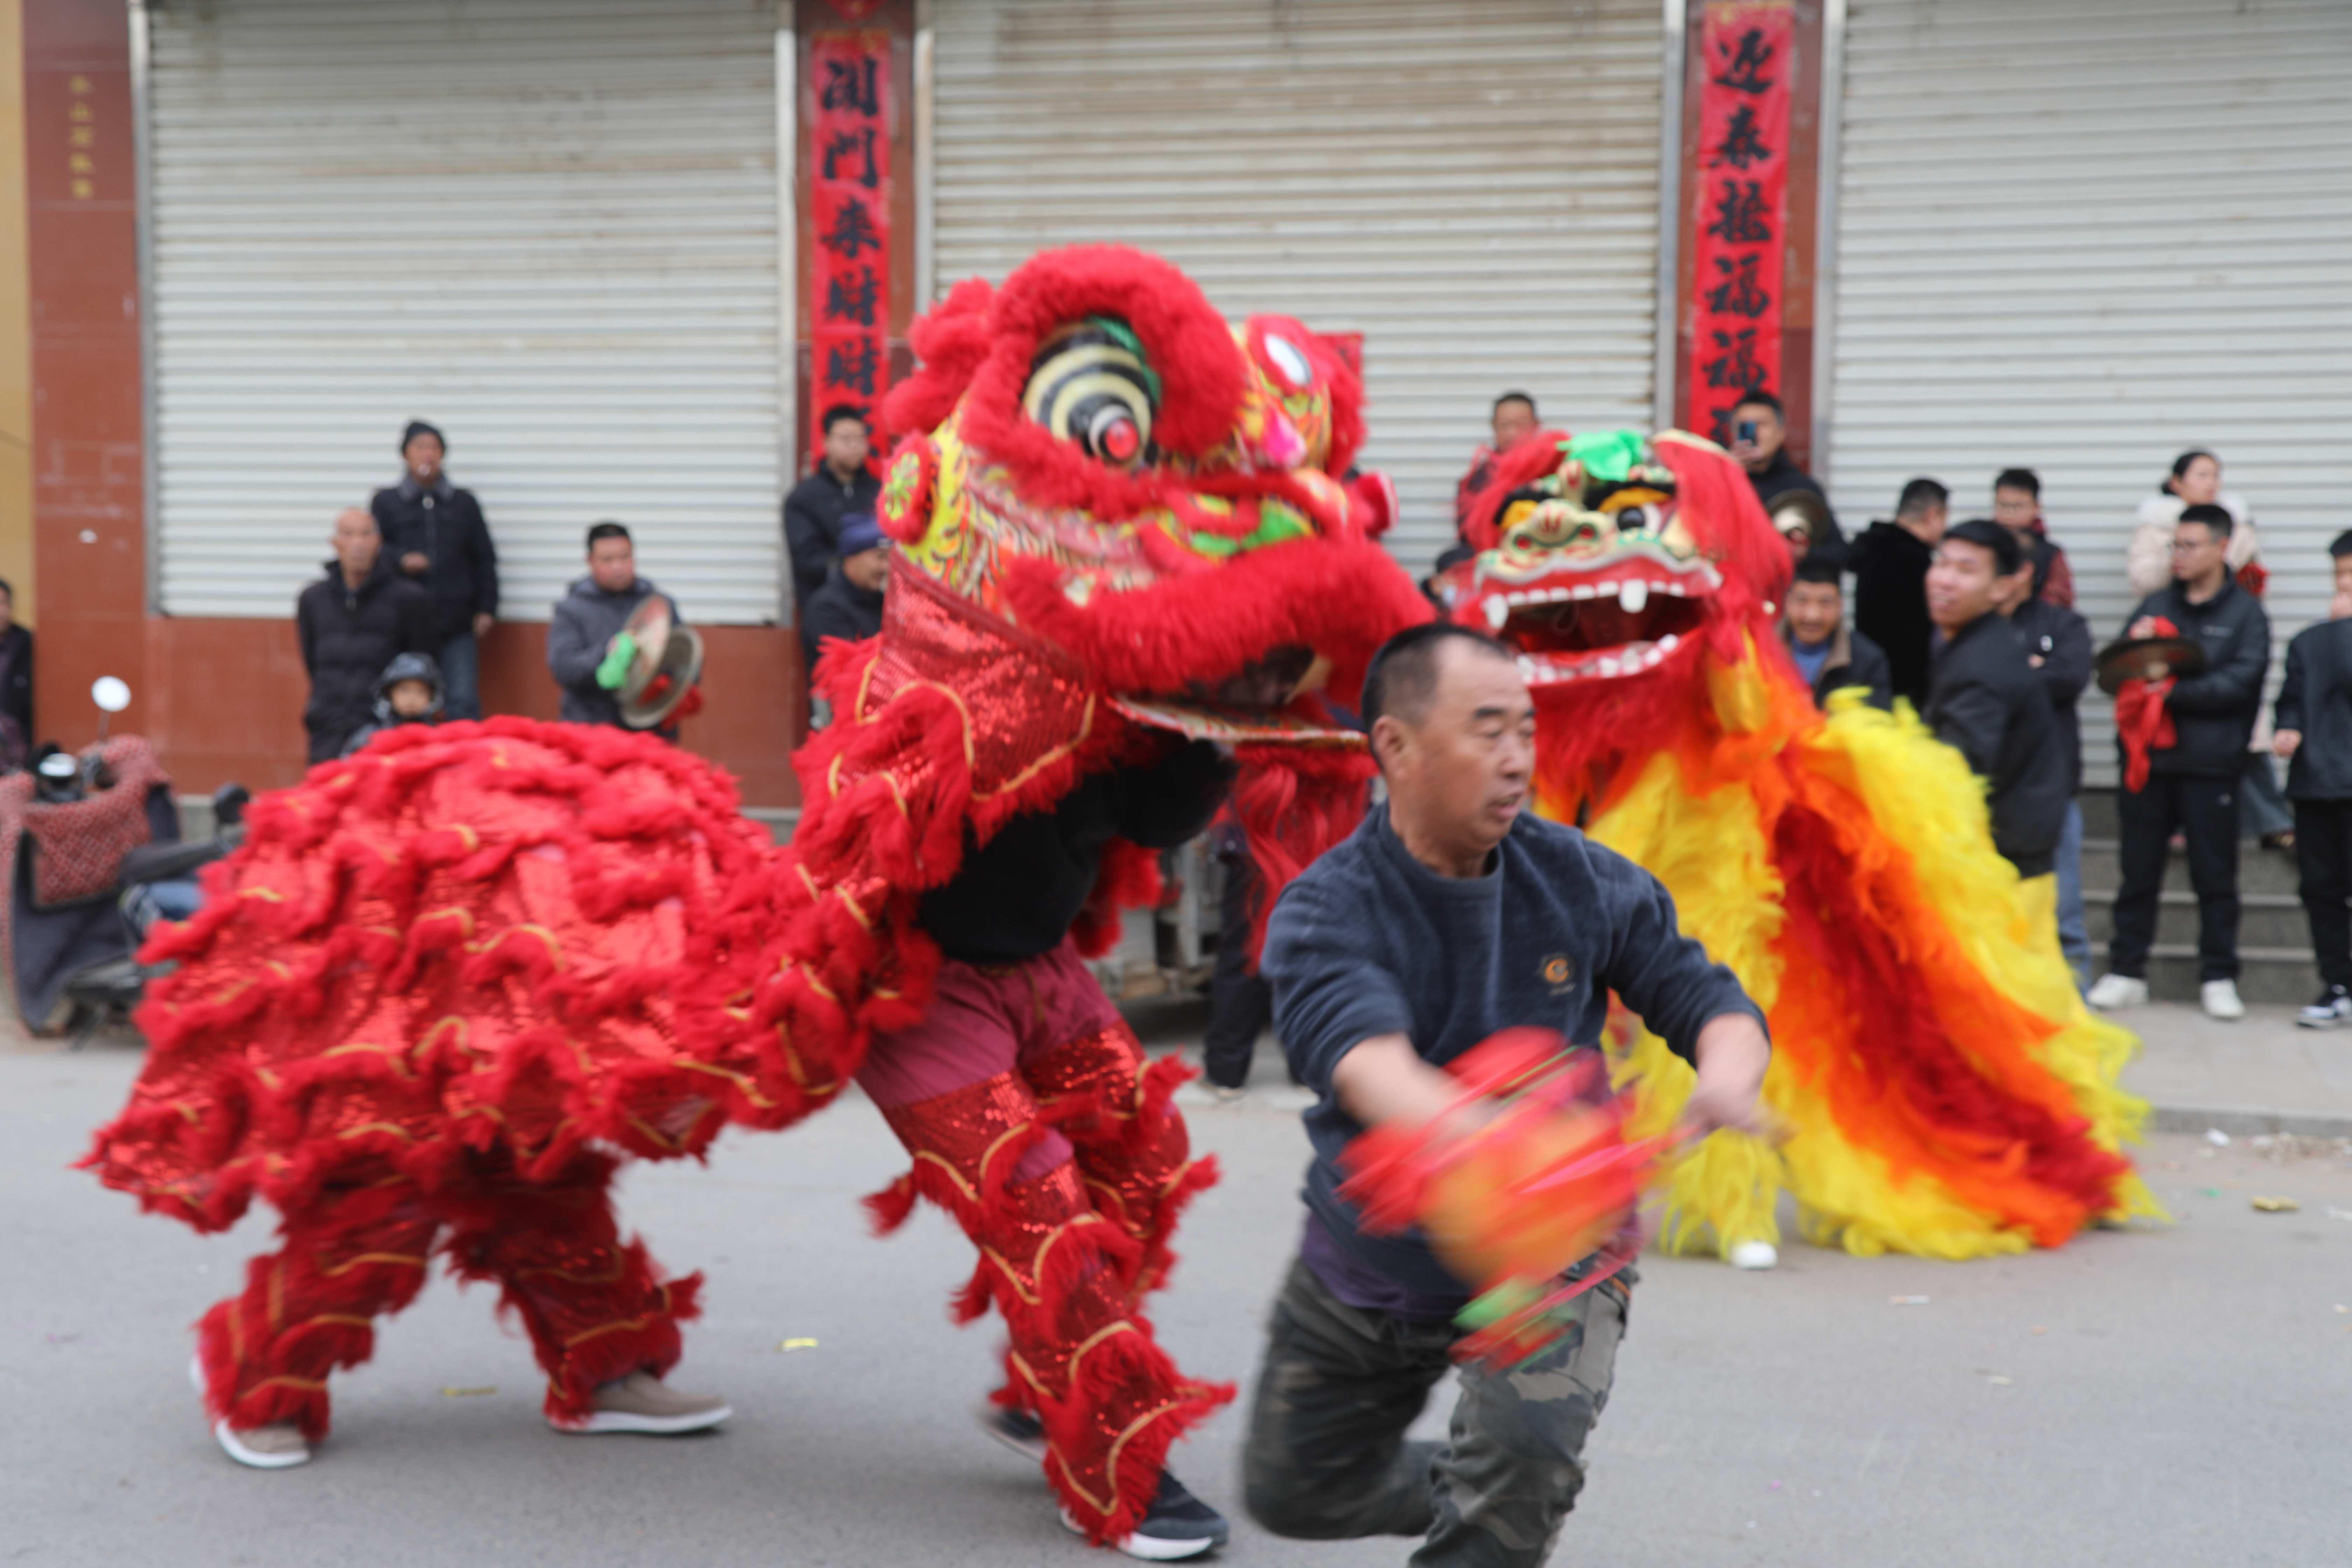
[23,0,142,750]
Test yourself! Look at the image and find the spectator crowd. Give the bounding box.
[1447,394,2348,1030]
[275,398,2352,1032]
[292,406,895,762]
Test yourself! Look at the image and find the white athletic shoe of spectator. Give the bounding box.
[2199,979,2246,1021]
[2084,973,2148,1010]
[1728,1240,1779,1270]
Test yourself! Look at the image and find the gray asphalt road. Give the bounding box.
[6,1042,2348,1568]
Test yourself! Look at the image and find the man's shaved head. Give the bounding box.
[1361,623,1515,734]
[1365,623,1533,875]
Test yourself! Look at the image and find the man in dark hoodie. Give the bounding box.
[296,508,435,764]
[547,522,680,728]
[340,650,446,757]
[371,420,498,720]
[1851,477,1950,708]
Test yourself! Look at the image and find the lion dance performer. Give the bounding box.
[81,245,1429,1559]
[1432,427,2155,1266]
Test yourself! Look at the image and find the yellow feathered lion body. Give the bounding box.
[1438,428,2151,1259]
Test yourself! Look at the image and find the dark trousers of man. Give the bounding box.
[1242,1255,1625,1568]
[1202,848,1273,1090]
[2293,799,2352,991]
[2109,772,2240,982]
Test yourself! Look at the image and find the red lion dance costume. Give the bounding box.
[1432,429,2154,1262]
[82,246,1428,1545]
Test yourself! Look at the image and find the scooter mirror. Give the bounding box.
[92,676,133,713]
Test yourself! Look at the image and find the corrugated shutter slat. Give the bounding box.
[1828,0,2352,784]
[931,0,1663,577]
[148,0,785,625]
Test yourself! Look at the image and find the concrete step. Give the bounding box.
[2080,839,2301,897]
[2081,891,2306,950]
[2135,948,2319,1007]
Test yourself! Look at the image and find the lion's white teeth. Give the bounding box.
[1484,597,1508,631]
[1618,580,1649,614]
[1659,633,1680,652]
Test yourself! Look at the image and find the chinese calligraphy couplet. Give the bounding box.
[1687,2,1792,448]
[810,32,891,463]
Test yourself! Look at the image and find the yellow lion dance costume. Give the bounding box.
[1433,428,2154,1260]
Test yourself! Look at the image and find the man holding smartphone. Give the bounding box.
[1726,390,1840,555]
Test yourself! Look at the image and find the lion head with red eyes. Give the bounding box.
[873,245,1425,745]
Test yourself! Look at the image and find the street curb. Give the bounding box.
[2147,1104,2352,1140]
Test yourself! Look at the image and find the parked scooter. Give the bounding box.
[0,674,245,1044]
[59,779,248,1048]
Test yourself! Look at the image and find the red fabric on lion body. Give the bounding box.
[88,245,1429,1543]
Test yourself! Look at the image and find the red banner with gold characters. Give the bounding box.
[1687,1,1792,448]
[810,31,891,462]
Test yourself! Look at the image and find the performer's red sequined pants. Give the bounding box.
[193,1149,698,1441]
[860,937,1232,1544]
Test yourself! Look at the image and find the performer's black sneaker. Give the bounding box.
[978,1401,1048,1463]
[1063,1471,1231,1561]
[2298,983,2352,1029]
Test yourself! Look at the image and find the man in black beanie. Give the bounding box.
[371,419,499,720]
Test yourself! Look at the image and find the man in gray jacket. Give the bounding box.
[546,522,682,728]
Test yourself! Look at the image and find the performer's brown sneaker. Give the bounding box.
[550,1370,732,1435]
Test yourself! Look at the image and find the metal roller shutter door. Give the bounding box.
[931,0,1665,577]
[148,0,786,624]
[1827,0,2352,783]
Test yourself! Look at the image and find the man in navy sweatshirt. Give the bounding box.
[1245,622,1770,1567]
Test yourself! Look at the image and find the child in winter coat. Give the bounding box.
[341,651,447,757]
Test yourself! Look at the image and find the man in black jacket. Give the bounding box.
[2087,504,2270,1021]
[296,508,435,764]
[370,420,497,721]
[1851,477,1949,709]
[784,406,881,614]
[1996,548,2094,980]
[1923,520,2066,879]
[1782,556,1892,711]
[2272,531,2352,1027]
